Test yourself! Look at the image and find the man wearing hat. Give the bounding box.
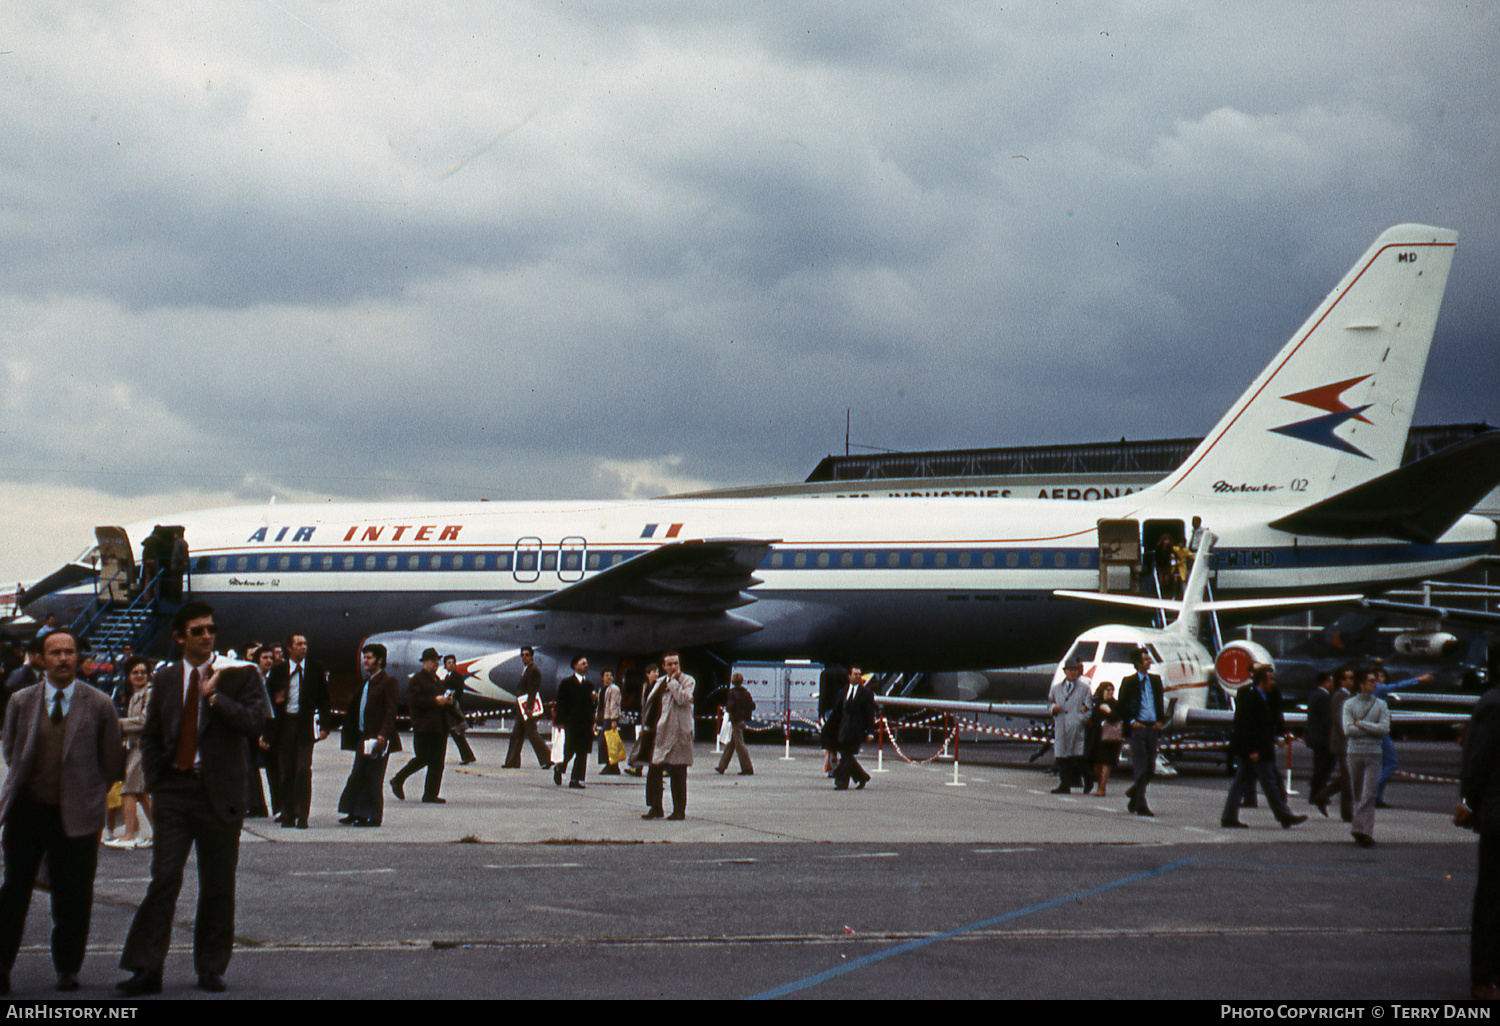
[390,648,453,804]
[1048,656,1095,794]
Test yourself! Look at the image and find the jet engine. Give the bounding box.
[362,632,568,711]
[1392,631,1460,659]
[1213,639,1275,695]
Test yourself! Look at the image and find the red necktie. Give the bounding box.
[175,667,201,772]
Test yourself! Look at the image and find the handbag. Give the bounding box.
[1099,720,1124,743]
[605,728,626,765]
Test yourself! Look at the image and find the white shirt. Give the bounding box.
[286,661,303,714]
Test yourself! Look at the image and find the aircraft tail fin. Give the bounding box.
[1155,225,1457,507]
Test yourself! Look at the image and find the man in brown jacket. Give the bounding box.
[0,629,123,994]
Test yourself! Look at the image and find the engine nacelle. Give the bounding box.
[1392,631,1460,659]
[1214,639,1274,694]
[361,632,568,711]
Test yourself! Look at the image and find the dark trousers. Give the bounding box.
[1309,747,1335,799]
[834,744,870,788]
[0,800,98,976]
[1223,756,1295,824]
[1474,833,1500,986]
[503,716,550,768]
[338,751,389,824]
[559,730,591,784]
[277,717,316,823]
[392,731,446,800]
[646,765,687,814]
[1127,724,1160,806]
[120,775,241,977]
[1055,755,1088,791]
[451,729,476,764]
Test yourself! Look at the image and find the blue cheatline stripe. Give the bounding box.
[746,858,1197,1001]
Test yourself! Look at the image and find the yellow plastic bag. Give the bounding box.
[605,728,627,765]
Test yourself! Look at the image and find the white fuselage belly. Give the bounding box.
[93,492,1494,670]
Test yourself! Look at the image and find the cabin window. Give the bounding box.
[887,551,899,568]
[794,552,807,568]
[957,551,971,568]
[817,552,830,568]
[1006,552,1019,568]
[863,552,877,568]
[1054,552,1067,568]
[933,551,947,568]
[982,551,995,568]
[840,552,853,568]
[322,555,333,571]
[1029,551,1042,568]
[911,551,924,568]
[1101,642,1140,664]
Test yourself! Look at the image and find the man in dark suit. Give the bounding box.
[0,629,123,994]
[338,643,401,826]
[390,648,451,803]
[818,659,847,777]
[441,655,476,765]
[1117,647,1168,816]
[503,646,551,768]
[1221,664,1307,829]
[553,655,595,789]
[266,632,330,829]
[117,601,270,995]
[833,665,877,790]
[1304,671,1337,802]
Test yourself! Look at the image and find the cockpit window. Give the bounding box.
[1101,642,1141,664]
[1067,641,1099,664]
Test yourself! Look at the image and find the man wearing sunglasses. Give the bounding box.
[117,601,269,996]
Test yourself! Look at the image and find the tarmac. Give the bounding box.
[0,730,1485,1001]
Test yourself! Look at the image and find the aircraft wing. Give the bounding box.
[875,695,1054,719]
[1052,591,1364,615]
[496,538,776,616]
[1359,597,1500,629]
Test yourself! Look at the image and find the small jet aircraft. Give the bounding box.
[20,224,1500,704]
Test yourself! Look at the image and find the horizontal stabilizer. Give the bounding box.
[1269,431,1500,543]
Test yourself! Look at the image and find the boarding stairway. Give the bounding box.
[67,567,175,660]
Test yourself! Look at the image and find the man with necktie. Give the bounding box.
[338,643,401,826]
[118,602,269,995]
[1117,647,1169,817]
[833,665,877,791]
[267,632,329,829]
[0,629,123,995]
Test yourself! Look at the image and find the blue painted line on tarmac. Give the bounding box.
[747,858,1197,1000]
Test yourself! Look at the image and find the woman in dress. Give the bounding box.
[113,656,154,848]
[1088,681,1124,797]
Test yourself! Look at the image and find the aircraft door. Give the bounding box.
[1096,520,1139,594]
[558,537,586,582]
[1143,519,1187,601]
[94,527,134,603]
[513,537,541,583]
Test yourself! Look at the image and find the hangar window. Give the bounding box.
[794,552,807,568]
[982,551,995,568]
[933,552,948,568]
[886,551,899,568]
[840,552,853,568]
[1006,552,1019,568]
[911,551,923,568]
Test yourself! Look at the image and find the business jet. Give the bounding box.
[20,224,1500,705]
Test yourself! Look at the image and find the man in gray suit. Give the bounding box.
[0,629,123,995]
[117,601,269,995]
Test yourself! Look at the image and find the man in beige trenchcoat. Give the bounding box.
[644,652,695,820]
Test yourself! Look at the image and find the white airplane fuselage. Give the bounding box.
[35,490,1486,672]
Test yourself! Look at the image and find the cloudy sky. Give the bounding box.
[3,2,1497,582]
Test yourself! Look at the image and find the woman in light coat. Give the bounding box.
[1344,667,1391,847]
[112,656,154,848]
[645,652,696,820]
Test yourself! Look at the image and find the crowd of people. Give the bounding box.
[5,616,1500,998]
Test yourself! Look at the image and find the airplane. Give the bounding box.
[19,224,1500,711]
